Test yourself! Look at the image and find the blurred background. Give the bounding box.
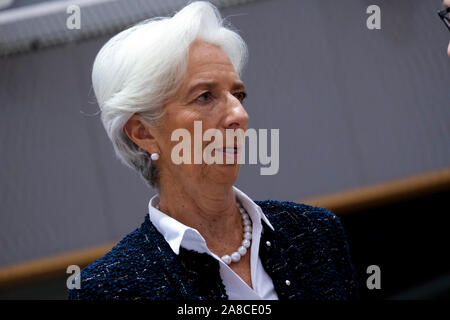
[0,0,449,300]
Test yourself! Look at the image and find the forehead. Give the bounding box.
[186,40,237,76]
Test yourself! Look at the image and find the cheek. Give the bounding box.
[447,42,450,57]
[166,110,200,138]
[168,110,219,146]
[157,108,223,171]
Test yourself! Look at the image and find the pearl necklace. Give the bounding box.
[220,200,252,265]
[155,200,252,265]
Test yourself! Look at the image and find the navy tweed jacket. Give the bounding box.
[68,200,359,300]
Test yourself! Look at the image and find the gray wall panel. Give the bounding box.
[226,0,450,199]
[0,46,111,266]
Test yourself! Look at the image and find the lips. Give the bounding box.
[215,146,241,154]
[223,147,238,153]
[212,146,242,163]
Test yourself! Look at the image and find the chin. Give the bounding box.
[208,164,240,184]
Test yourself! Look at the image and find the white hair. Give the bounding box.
[92,1,248,188]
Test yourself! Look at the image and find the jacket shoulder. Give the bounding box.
[256,199,348,253]
[68,216,171,300]
[255,199,341,232]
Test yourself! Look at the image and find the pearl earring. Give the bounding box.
[151,153,159,161]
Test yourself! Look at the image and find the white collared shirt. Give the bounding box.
[148,186,279,300]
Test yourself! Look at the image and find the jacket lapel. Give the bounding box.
[141,215,227,300]
[259,214,317,300]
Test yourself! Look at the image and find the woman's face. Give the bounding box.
[152,40,249,190]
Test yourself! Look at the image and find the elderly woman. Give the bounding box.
[68,2,359,300]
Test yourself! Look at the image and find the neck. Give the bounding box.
[157,178,242,243]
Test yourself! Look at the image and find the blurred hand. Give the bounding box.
[445,0,450,56]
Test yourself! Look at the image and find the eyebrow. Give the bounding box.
[185,80,246,98]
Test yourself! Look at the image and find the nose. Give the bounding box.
[223,93,249,130]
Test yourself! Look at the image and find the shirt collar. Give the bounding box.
[232,186,275,231]
[148,186,275,255]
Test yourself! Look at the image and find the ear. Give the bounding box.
[124,114,158,154]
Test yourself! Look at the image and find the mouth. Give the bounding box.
[214,146,242,160]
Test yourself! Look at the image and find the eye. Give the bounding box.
[196,92,213,104]
[234,91,247,102]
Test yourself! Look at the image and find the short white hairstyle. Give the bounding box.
[92,1,248,188]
